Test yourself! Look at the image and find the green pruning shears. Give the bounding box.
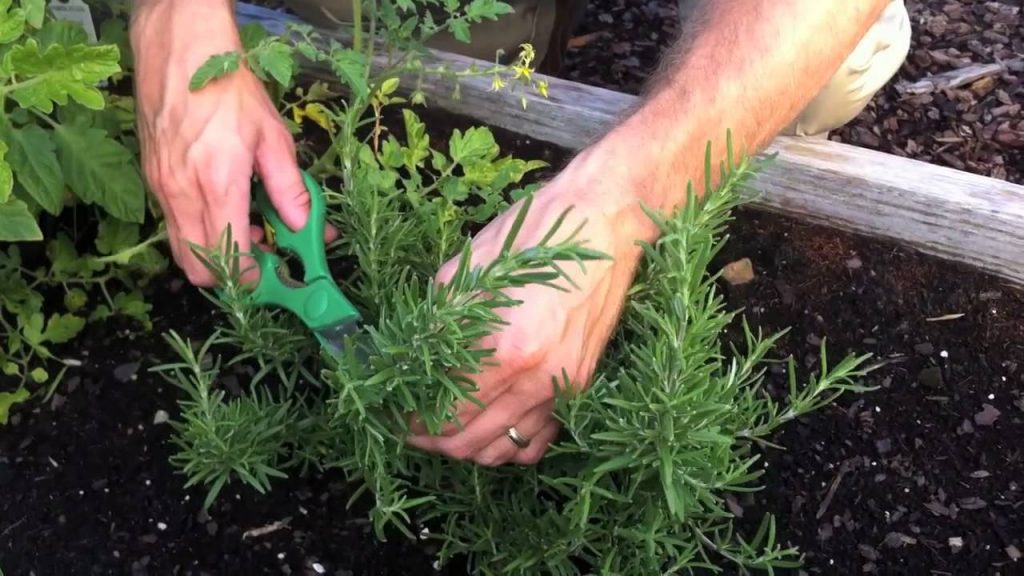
[249,170,361,358]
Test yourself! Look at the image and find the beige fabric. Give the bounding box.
[677,0,911,137]
[781,0,912,136]
[287,0,559,65]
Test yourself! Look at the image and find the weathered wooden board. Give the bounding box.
[237,4,1024,288]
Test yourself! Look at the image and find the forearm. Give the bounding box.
[577,0,891,242]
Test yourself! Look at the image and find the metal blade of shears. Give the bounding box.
[314,317,363,360]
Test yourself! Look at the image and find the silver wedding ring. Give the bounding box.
[506,426,530,449]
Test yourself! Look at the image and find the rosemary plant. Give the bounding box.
[152,1,873,573]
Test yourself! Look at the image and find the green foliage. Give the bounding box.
[0,3,165,407]
[155,1,874,574]
[0,386,30,424]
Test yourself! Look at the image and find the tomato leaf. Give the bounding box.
[0,140,12,203]
[98,17,132,70]
[54,121,145,223]
[0,197,42,241]
[0,122,65,215]
[41,312,85,344]
[23,0,44,28]
[34,18,89,48]
[64,287,88,312]
[250,41,294,87]
[94,216,140,255]
[448,19,470,43]
[0,6,25,44]
[0,387,30,425]
[6,38,121,112]
[238,22,268,51]
[329,49,369,100]
[188,51,241,90]
[448,126,498,167]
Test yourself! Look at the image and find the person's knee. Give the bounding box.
[783,0,912,138]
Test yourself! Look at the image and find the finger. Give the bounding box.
[250,224,265,244]
[511,420,560,465]
[165,170,216,286]
[472,400,555,467]
[256,123,309,232]
[198,150,256,284]
[407,326,550,438]
[406,366,513,437]
[407,390,537,461]
[251,224,275,254]
[324,223,339,244]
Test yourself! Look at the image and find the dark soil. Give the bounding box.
[0,279,451,576]
[562,0,1023,184]
[4,1,1024,575]
[560,0,1024,573]
[718,213,1024,575]
[5,113,1024,575]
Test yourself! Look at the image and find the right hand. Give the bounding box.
[130,0,315,286]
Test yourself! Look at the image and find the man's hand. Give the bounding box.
[407,0,894,466]
[407,147,656,466]
[130,0,313,286]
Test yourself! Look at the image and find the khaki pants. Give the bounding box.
[775,0,912,136]
[289,0,912,137]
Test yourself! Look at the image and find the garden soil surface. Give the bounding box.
[3,0,1024,575]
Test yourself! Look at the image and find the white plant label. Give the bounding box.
[48,0,97,43]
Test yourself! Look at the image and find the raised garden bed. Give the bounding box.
[3,1,1024,575]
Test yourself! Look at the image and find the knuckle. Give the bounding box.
[445,442,475,461]
[184,266,213,287]
[519,451,544,465]
[494,339,545,373]
[475,453,504,468]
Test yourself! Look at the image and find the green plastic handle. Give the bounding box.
[249,171,360,332]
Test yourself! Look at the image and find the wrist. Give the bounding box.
[130,0,246,103]
[555,123,674,250]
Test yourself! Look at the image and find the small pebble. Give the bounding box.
[914,342,935,355]
[312,562,326,574]
[153,410,170,425]
[113,362,140,383]
[157,522,167,531]
[875,438,893,454]
[721,258,755,285]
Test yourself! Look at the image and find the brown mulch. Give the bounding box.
[559,0,1023,184]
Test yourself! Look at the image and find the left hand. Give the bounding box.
[406,150,654,466]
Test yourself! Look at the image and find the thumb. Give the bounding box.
[255,125,309,232]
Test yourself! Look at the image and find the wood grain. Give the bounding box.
[898,58,1023,95]
[294,25,1024,288]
